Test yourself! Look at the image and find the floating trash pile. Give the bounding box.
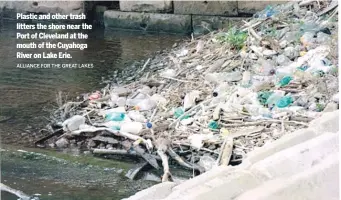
[37,0,338,181]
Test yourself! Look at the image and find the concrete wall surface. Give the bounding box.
[124,111,339,200]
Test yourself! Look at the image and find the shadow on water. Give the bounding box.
[0,20,186,199]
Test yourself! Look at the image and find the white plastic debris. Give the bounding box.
[136,98,157,111]
[205,71,242,83]
[183,90,201,110]
[62,115,86,132]
[120,122,143,134]
[160,68,177,78]
[127,110,146,123]
[198,155,216,171]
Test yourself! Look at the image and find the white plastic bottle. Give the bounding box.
[136,99,157,111]
[128,110,147,122]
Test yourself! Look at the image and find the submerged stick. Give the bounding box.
[156,138,172,182]
[158,149,171,182]
[167,148,205,173]
[92,149,138,156]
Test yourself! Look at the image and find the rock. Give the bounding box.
[276,54,292,66]
[323,102,338,112]
[119,1,172,13]
[106,144,113,149]
[174,1,238,16]
[104,11,192,34]
[55,138,69,148]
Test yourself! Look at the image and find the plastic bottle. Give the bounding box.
[126,98,144,107]
[278,76,292,87]
[135,99,157,111]
[208,121,219,130]
[300,21,320,33]
[116,97,126,107]
[257,91,274,106]
[62,115,86,132]
[276,96,293,108]
[205,71,242,83]
[212,83,229,97]
[120,122,143,134]
[266,90,285,106]
[138,86,152,95]
[105,112,125,121]
[127,110,146,123]
[174,107,190,120]
[110,93,119,103]
[255,58,275,76]
[275,66,296,79]
[300,32,316,47]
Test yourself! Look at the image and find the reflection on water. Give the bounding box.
[0,20,185,144]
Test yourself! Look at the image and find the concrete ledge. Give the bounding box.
[250,132,339,180]
[309,110,339,133]
[236,152,339,200]
[119,1,173,13]
[237,1,287,15]
[123,182,177,200]
[174,1,238,16]
[103,11,191,34]
[171,166,231,192]
[244,128,318,165]
[165,169,263,200]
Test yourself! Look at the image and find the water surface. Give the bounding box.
[0,19,185,199]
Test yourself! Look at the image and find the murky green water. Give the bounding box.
[0,19,185,199]
[0,20,184,143]
[1,146,154,200]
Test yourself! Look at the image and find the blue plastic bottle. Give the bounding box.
[105,112,125,121]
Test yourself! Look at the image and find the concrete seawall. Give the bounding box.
[124,111,339,200]
[0,1,287,34]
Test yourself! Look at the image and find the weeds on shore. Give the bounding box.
[216,27,248,50]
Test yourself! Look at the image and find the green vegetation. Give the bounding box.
[216,27,248,50]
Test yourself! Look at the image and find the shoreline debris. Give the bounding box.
[37,0,338,181]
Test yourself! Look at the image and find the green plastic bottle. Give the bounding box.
[276,96,293,108]
[208,121,219,130]
[174,108,190,120]
[278,76,292,87]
